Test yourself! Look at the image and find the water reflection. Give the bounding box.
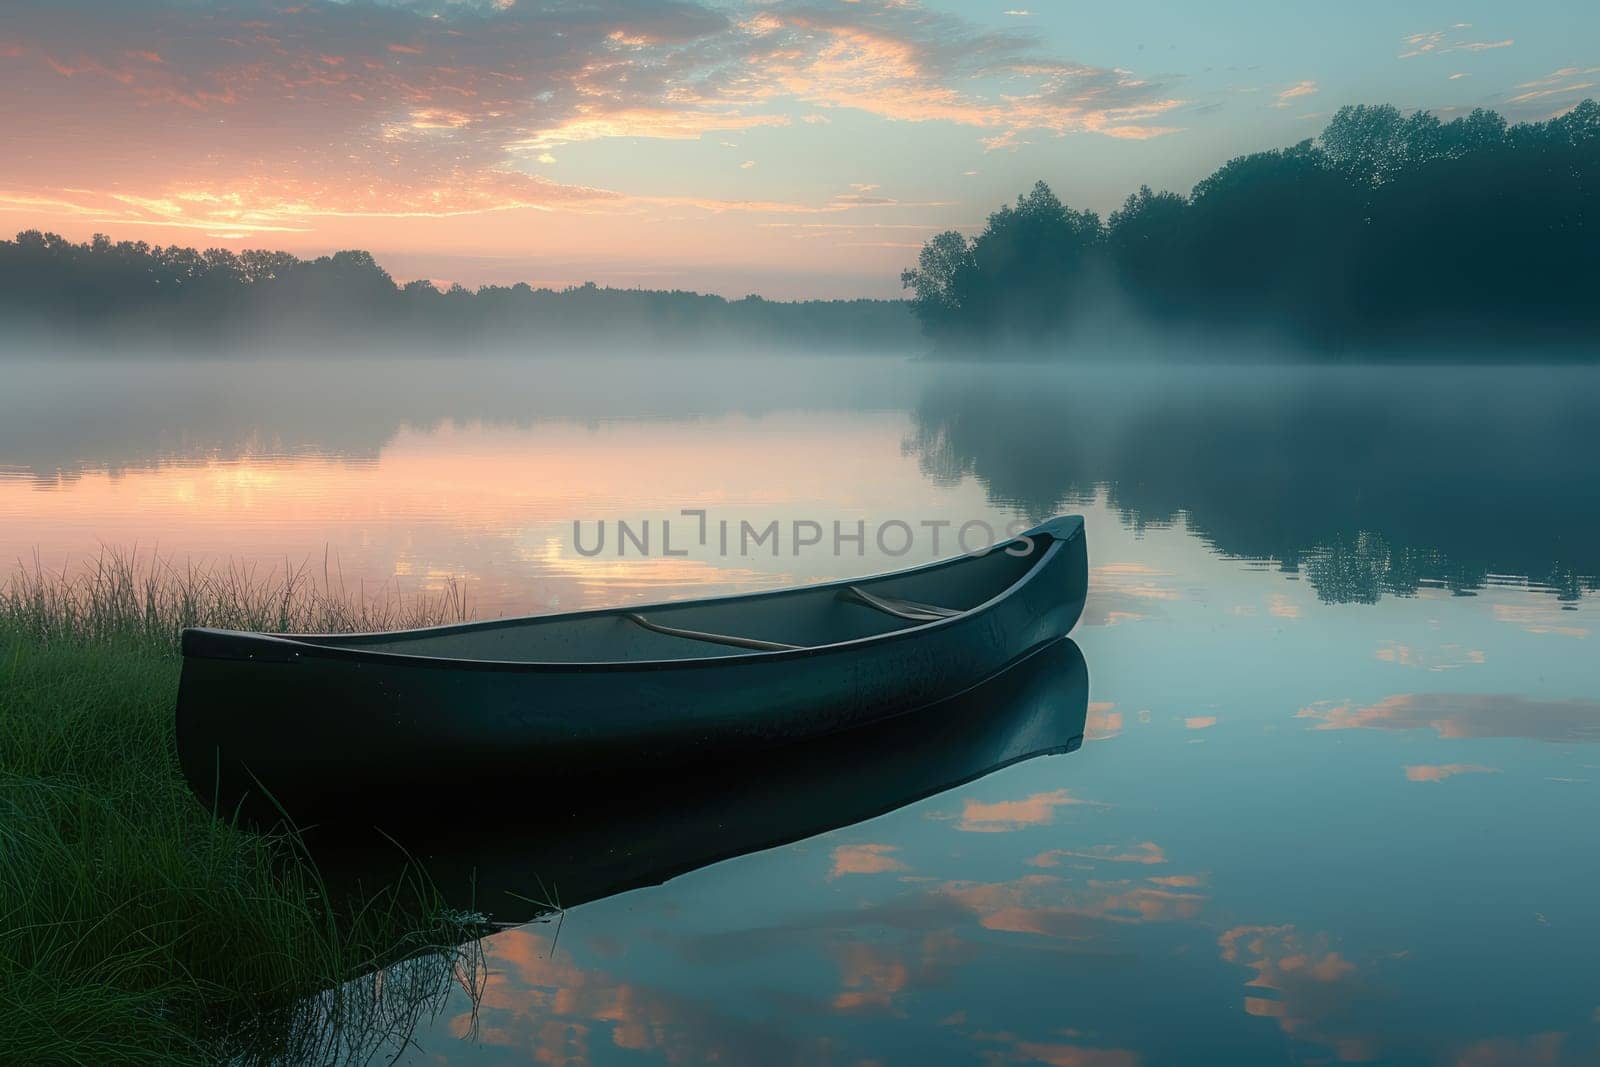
[5,358,1595,613]
[316,637,1090,926]
[5,355,1596,1063]
[1298,692,1600,743]
[0,355,919,483]
[909,364,1600,604]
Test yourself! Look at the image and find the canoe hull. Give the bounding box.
[177,518,1086,823]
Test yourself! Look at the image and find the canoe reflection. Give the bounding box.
[315,637,1089,926]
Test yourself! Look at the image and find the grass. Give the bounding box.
[1,552,484,1065]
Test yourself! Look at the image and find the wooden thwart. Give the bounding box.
[840,585,961,623]
[624,612,801,652]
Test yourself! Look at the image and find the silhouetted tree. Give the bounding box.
[901,231,978,339]
[905,99,1600,354]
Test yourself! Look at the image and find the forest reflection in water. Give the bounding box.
[2,357,1595,613]
[906,363,1600,605]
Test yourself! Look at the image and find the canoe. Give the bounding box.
[177,515,1086,823]
[315,637,1089,924]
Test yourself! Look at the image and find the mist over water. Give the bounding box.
[3,351,1594,607]
[4,349,1598,1064]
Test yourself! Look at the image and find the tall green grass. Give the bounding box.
[1,553,483,1064]
[2,549,470,650]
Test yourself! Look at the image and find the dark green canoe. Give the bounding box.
[177,515,1086,823]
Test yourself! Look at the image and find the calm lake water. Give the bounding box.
[4,355,1598,1065]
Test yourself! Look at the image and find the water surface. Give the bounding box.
[3,355,1596,1064]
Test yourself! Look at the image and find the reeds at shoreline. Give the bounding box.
[0,552,483,1064]
[1,548,471,652]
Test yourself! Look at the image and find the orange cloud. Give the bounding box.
[1298,694,1600,744]
[957,788,1084,832]
[482,927,837,1062]
[829,843,910,878]
[830,940,909,1013]
[1268,594,1301,619]
[1085,702,1122,741]
[1492,603,1589,638]
[1272,80,1318,107]
[1374,641,1487,670]
[1218,925,1377,1060]
[1008,1040,1141,1067]
[1029,842,1166,867]
[1403,763,1499,783]
[1452,1032,1567,1067]
[826,928,966,1017]
[943,873,1206,935]
[0,0,1182,268]
[1399,27,1515,60]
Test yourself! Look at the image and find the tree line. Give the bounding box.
[0,235,914,353]
[903,101,1600,354]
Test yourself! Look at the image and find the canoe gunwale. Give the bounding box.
[180,516,1083,674]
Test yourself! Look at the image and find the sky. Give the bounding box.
[1,1,1595,299]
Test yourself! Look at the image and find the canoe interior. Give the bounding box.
[287,538,1046,663]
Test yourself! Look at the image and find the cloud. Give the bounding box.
[1085,702,1123,741]
[0,0,1182,237]
[829,843,910,878]
[1492,602,1589,638]
[1029,842,1167,867]
[1503,67,1600,115]
[944,873,1206,933]
[984,1036,1140,1067]
[1403,763,1499,783]
[1398,27,1514,59]
[1297,694,1600,744]
[0,0,743,230]
[727,1,1183,141]
[1218,925,1377,1061]
[956,788,1085,832]
[1374,640,1486,671]
[1452,1032,1568,1067]
[1272,80,1318,107]
[478,927,837,1064]
[1148,874,1203,888]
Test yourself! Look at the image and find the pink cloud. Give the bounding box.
[0,0,1180,246]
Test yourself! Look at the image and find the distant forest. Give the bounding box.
[905,101,1600,354]
[6,99,1597,357]
[0,236,914,353]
